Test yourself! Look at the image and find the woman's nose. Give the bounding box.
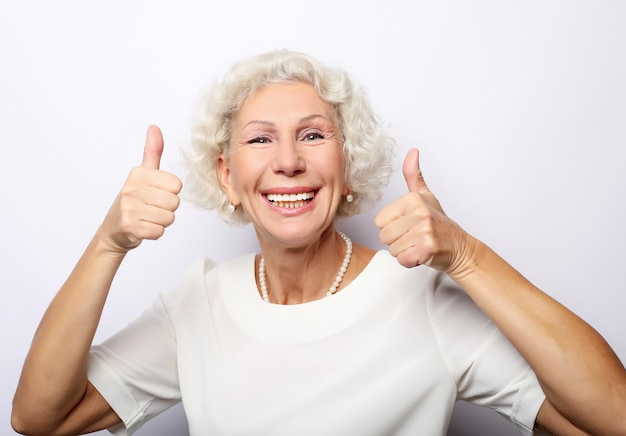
[271,138,306,176]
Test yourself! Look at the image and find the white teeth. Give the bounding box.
[274,200,307,208]
[266,191,315,204]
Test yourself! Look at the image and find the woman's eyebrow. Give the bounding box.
[242,114,331,130]
[299,114,331,124]
[242,120,275,129]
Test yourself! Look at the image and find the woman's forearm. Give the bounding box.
[13,127,182,434]
[450,239,626,434]
[12,229,126,431]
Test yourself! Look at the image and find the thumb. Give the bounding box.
[141,125,164,169]
[403,148,429,194]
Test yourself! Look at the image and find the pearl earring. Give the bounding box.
[346,193,354,203]
[227,203,236,213]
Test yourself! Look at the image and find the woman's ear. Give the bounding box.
[342,182,352,197]
[217,153,239,205]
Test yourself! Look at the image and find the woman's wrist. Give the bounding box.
[92,226,131,263]
[445,233,486,281]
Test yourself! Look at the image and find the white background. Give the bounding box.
[1,1,625,435]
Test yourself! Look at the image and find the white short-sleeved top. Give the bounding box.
[87,250,546,435]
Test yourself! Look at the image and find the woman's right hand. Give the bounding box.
[99,125,183,253]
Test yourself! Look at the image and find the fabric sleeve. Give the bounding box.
[427,274,546,435]
[87,293,181,435]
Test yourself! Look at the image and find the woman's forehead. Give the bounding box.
[235,83,333,122]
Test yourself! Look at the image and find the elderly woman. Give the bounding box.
[12,50,626,435]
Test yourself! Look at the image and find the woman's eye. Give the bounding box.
[248,136,270,144]
[303,132,324,141]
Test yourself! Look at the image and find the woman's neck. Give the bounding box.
[256,228,349,304]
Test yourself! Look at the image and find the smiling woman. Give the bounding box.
[11,50,626,436]
[184,50,394,225]
[217,82,350,253]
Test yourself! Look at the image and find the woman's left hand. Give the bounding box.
[375,149,474,274]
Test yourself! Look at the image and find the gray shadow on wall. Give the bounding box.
[448,401,543,436]
[127,400,536,436]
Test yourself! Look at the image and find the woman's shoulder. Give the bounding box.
[344,247,443,301]
[159,254,256,307]
[361,248,441,280]
[183,253,256,277]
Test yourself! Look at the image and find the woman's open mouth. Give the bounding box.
[265,191,316,209]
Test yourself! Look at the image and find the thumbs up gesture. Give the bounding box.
[99,125,183,253]
[375,149,472,273]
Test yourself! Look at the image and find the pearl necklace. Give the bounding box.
[259,231,353,303]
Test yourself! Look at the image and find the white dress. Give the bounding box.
[87,250,545,435]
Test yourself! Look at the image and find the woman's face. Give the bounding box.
[218,82,348,247]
